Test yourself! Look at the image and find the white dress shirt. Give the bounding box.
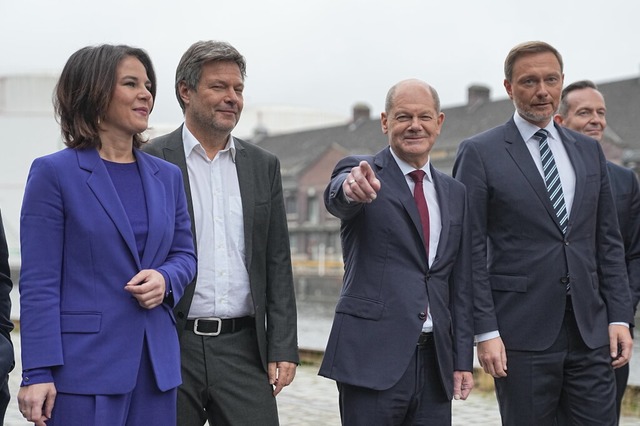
[182,125,253,319]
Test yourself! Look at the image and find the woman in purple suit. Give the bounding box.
[17,45,196,426]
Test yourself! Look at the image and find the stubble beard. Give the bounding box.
[513,98,553,126]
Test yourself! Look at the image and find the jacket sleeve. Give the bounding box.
[265,157,299,363]
[453,140,499,335]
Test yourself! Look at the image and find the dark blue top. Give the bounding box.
[103,159,148,259]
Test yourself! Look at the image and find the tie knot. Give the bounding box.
[534,129,549,141]
[409,170,426,184]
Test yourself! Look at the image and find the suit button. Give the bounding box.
[564,240,570,246]
[560,277,569,284]
[177,312,185,319]
[419,312,427,320]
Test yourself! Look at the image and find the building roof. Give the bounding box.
[255,75,640,176]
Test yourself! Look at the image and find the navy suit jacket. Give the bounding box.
[19,148,196,394]
[319,147,474,399]
[607,161,640,315]
[453,119,633,351]
[143,127,299,369]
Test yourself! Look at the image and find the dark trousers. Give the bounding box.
[177,325,278,426]
[47,340,177,426]
[0,374,9,425]
[338,334,450,426]
[614,363,629,422]
[496,308,617,426]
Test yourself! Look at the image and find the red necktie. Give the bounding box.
[409,170,430,256]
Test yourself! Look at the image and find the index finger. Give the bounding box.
[358,161,381,192]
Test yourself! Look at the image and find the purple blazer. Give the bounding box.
[19,147,196,394]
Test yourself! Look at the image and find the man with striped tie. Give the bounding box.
[453,41,634,425]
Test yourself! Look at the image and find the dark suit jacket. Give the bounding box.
[19,148,196,394]
[142,126,299,370]
[453,119,633,351]
[318,147,474,399]
[0,211,14,378]
[608,161,640,314]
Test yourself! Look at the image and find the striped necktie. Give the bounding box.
[536,129,568,234]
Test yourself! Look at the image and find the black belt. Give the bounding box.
[186,316,254,336]
[417,332,434,346]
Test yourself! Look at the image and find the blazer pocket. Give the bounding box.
[60,312,102,333]
[489,274,528,293]
[336,295,384,320]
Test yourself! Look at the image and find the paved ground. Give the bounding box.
[5,356,640,425]
[4,314,640,425]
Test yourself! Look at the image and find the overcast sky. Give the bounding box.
[2,0,639,125]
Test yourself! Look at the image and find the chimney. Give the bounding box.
[467,84,490,106]
[352,103,371,123]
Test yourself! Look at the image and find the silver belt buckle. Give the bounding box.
[193,317,222,336]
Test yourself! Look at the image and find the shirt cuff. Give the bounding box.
[475,330,500,343]
[610,322,629,328]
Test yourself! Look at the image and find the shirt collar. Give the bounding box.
[389,147,433,183]
[513,112,560,143]
[181,124,237,162]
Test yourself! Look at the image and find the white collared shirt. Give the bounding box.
[182,125,253,319]
[390,148,442,333]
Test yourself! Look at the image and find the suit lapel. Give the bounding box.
[234,139,254,269]
[135,151,165,267]
[504,119,563,232]
[431,166,449,266]
[557,125,585,235]
[78,148,141,267]
[375,148,428,262]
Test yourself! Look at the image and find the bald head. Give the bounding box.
[385,79,441,114]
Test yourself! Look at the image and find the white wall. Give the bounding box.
[0,75,61,267]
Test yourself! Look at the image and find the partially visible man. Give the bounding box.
[319,79,474,425]
[555,80,640,421]
[454,41,634,425]
[0,211,13,425]
[143,40,298,426]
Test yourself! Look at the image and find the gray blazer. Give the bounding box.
[143,126,299,369]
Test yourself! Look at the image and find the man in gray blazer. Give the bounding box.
[143,40,298,426]
[554,79,640,422]
[453,41,634,425]
[320,79,474,425]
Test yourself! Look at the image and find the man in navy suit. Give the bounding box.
[554,79,640,421]
[319,79,474,425]
[453,41,634,425]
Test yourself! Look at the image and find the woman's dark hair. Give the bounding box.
[54,44,156,149]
